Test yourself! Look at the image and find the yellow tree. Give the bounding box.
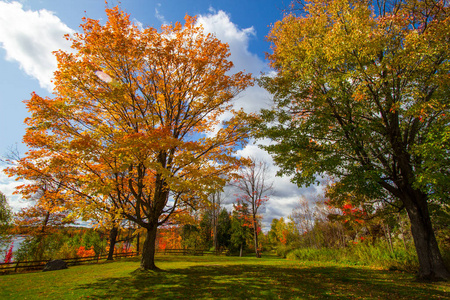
[19,7,252,270]
[256,0,450,280]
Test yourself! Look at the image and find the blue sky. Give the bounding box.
[0,0,321,229]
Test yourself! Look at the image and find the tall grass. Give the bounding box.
[286,241,420,272]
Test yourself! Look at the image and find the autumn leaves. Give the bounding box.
[7,7,253,270]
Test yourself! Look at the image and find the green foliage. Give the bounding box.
[216,208,231,250]
[229,202,252,255]
[15,229,106,261]
[0,191,12,228]
[274,243,299,259]
[413,120,450,202]
[255,0,450,279]
[0,191,13,251]
[181,224,202,250]
[199,211,213,249]
[286,241,420,273]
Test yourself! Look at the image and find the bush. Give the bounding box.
[275,243,299,258]
[286,247,342,263]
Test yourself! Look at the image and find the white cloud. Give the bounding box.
[235,141,323,231]
[155,3,167,25]
[197,9,273,141]
[196,10,324,229]
[0,1,74,92]
[0,167,29,212]
[197,10,264,76]
[0,4,324,228]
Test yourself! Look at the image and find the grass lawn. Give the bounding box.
[0,254,449,299]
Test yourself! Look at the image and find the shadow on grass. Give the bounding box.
[76,258,448,300]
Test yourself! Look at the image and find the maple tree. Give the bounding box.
[13,7,251,270]
[255,0,450,280]
[233,158,272,257]
[4,148,132,261]
[76,245,96,258]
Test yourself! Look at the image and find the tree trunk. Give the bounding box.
[398,214,409,251]
[253,218,260,258]
[402,190,450,281]
[136,232,140,254]
[107,226,119,261]
[140,224,159,270]
[213,213,218,252]
[382,221,394,254]
[239,243,243,257]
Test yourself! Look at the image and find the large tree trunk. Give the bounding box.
[107,226,119,261]
[140,224,159,270]
[402,189,450,281]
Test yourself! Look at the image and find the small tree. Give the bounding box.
[230,200,252,257]
[0,191,12,229]
[233,158,273,257]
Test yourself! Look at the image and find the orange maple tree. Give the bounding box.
[13,7,252,270]
[4,152,77,236]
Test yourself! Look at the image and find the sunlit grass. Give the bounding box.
[1,254,448,299]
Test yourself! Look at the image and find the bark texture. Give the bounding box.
[107,226,119,261]
[140,225,159,270]
[402,190,450,281]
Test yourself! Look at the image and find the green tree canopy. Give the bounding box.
[255,0,450,280]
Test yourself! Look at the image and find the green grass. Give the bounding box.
[1,254,449,299]
[286,244,420,272]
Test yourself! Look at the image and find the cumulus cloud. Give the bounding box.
[196,9,326,230]
[235,141,323,230]
[197,9,267,75]
[196,8,273,143]
[196,10,273,113]
[0,1,74,92]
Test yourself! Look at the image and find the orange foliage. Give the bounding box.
[77,246,96,258]
[157,226,182,250]
[5,5,253,269]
